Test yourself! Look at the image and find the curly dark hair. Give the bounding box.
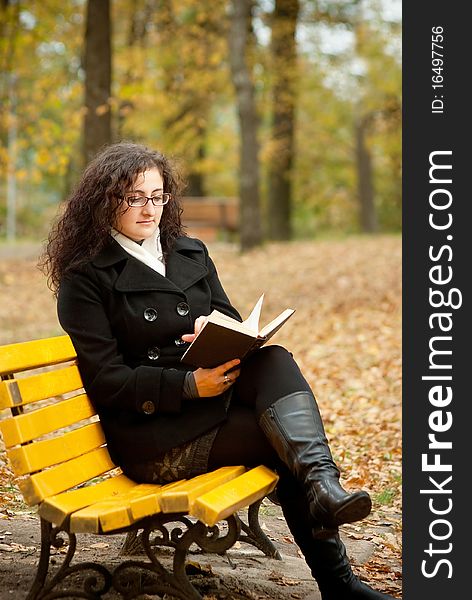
[40,141,187,293]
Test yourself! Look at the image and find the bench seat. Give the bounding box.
[39,464,275,534]
[0,335,279,600]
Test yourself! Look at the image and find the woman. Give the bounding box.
[41,141,396,600]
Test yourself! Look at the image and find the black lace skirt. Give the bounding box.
[121,425,220,484]
[121,390,232,484]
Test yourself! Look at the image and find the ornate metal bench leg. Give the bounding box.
[26,518,52,600]
[237,499,282,559]
[171,520,208,600]
[120,529,144,555]
[141,514,242,599]
[26,519,112,599]
[114,516,217,600]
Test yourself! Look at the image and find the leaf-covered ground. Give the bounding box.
[0,235,402,595]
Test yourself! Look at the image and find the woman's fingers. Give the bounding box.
[222,368,241,385]
[194,315,209,335]
[192,359,241,398]
[181,315,209,344]
[216,358,241,374]
[219,360,241,387]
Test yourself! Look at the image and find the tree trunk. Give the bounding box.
[0,0,19,157]
[186,138,205,196]
[186,173,203,197]
[1,0,19,240]
[228,0,262,251]
[355,115,378,233]
[267,0,299,241]
[83,0,112,165]
[117,0,155,138]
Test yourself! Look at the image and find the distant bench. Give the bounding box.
[181,197,239,241]
[0,335,279,600]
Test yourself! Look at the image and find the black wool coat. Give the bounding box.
[57,236,242,466]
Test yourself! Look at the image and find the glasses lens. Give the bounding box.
[124,194,171,207]
[125,196,145,207]
[149,195,168,206]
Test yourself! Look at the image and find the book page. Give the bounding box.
[209,309,239,324]
[207,311,256,336]
[259,308,295,339]
[242,293,265,333]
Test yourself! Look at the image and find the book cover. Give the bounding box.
[180,295,295,368]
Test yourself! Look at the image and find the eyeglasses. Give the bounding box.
[122,193,171,207]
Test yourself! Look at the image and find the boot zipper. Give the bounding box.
[265,407,294,456]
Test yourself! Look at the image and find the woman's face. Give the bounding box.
[115,168,165,241]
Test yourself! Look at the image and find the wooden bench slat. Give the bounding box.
[128,479,183,520]
[190,466,279,527]
[71,468,254,534]
[18,447,116,505]
[0,393,96,447]
[0,335,76,376]
[69,483,165,533]
[7,422,106,476]
[70,480,191,533]
[158,466,246,513]
[0,365,83,409]
[39,474,136,527]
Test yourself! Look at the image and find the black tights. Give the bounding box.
[208,345,311,471]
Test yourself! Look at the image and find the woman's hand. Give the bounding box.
[193,358,241,397]
[181,315,208,343]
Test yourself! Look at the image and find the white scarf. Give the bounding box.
[110,227,166,276]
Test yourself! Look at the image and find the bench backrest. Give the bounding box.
[181,197,239,230]
[0,335,116,507]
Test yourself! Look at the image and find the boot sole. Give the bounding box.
[332,492,372,525]
[311,492,372,538]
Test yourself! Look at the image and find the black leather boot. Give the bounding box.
[259,391,372,537]
[312,534,398,599]
[276,468,398,600]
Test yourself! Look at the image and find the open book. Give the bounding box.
[180,294,295,369]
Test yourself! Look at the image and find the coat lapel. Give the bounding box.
[115,259,180,293]
[165,251,209,291]
[93,237,209,293]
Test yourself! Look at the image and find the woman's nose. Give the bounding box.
[142,200,156,215]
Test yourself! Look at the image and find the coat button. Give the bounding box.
[143,308,158,322]
[142,400,155,415]
[176,302,190,316]
[147,346,160,360]
[175,337,187,347]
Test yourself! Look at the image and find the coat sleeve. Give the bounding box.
[57,266,186,416]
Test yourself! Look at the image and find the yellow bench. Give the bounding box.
[0,335,279,600]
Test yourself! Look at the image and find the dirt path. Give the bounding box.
[0,241,42,260]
